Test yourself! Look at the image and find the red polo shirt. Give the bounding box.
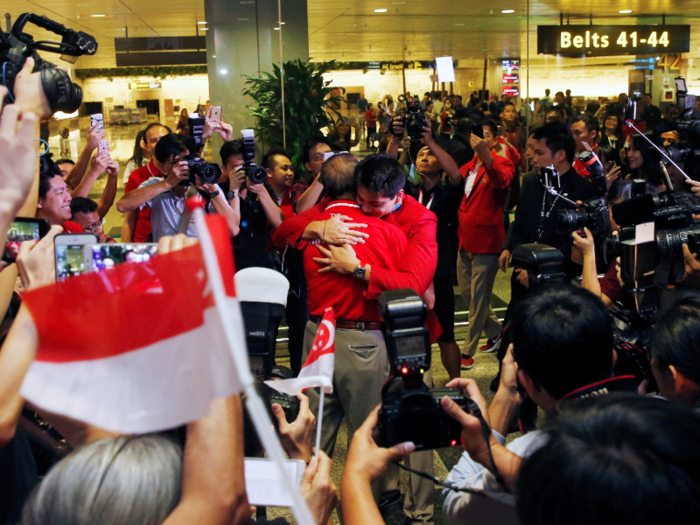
[303,200,407,320]
[275,194,437,298]
[125,160,162,242]
[280,188,294,221]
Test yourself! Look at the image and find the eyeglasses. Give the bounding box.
[83,218,105,233]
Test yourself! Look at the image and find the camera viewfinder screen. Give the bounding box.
[397,335,427,358]
[5,221,41,261]
[91,244,158,271]
[56,245,87,281]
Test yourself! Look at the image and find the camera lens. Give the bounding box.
[201,164,221,185]
[246,165,268,185]
[556,208,589,235]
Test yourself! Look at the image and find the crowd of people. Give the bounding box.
[2,55,700,525]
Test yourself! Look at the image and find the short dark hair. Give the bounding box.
[38,155,62,199]
[354,154,406,199]
[220,140,245,166]
[262,148,288,171]
[532,122,576,164]
[510,285,613,399]
[481,119,499,138]
[572,114,600,135]
[154,133,188,164]
[584,101,600,115]
[303,137,331,164]
[70,196,98,217]
[606,178,657,203]
[56,158,75,166]
[320,153,359,199]
[651,294,700,388]
[517,394,700,525]
[546,105,567,122]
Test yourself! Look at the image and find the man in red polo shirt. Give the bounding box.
[122,123,170,242]
[571,115,599,178]
[447,120,514,370]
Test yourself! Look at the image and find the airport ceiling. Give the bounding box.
[3,0,700,69]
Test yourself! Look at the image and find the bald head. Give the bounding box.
[321,153,359,199]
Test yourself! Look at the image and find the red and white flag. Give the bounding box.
[20,215,247,434]
[266,308,335,395]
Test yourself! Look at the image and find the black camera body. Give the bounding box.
[393,94,427,140]
[241,129,267,185]
[183,154,221,186]
[556,197,611,241]
[0,13,97,113]
[377,289,471,451]
[512,244,567,289]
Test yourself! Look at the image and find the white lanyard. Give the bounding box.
[418,189,436,210]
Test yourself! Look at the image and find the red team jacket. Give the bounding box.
[457,151,514,254]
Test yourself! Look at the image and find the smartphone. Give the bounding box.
[244,458,306,507]
[3,218,50,263]
[210,106,222,121]
[98,140,109,154]
[323,151,337,162]
[83,243,159,272]
[90,113,104,133]
[54,233,98,282]
[343,116,355,127]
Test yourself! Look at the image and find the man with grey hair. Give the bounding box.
[300,153,407,462]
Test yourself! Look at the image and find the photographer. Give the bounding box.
[650,294,700,409]
[218,140,282,270]
[442,285,634,525]
[117,134,237,241]
[571,180,657,307]
[516,395,700,525]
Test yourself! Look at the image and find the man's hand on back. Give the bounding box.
[317,215,368,245]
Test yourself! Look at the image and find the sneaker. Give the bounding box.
[480,333,503,354]
[460,355,475,370]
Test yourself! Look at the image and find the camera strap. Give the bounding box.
[537,180,570,242]
[392,407,506,495]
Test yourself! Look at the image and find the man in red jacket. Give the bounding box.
[447,120,514,369]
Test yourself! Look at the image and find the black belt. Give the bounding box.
[309,315,383,331]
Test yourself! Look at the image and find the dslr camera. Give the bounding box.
[182,154,221,186]
[377,289,478,451]
[241,129,268,185]
[394,94,428,140]
[0,13,97,113]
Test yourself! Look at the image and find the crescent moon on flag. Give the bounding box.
[320,320,335,351]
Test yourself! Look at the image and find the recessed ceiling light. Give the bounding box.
[501,9,514,13]
[219,68,228,75]
[200,27,208,30]
[619,10,632,13]
[198,21,207,24]
[91,14,105,17]
[274,27,280,30]
[374,8,388,13]
[212,55,216,58]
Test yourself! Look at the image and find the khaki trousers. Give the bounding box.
[457,250,502,356]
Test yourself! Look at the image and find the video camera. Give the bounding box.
[377,289,478,451]
[235,268,299,422]
[0,13,97,113]
[393,94,428,140]
[241,129,268,185]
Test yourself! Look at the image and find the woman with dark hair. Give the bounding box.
[176,109,189,138]
[626,133,665,190]
[122,129,149,184]
[599,112,623,151]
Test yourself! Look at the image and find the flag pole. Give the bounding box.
[192,202,316,525]
[315,390,324,455]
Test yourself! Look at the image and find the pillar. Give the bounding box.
[204,0,309,149]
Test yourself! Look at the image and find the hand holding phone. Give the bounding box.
[3,218,50,264]
[90,113,104,133]
[14,224,62,291]
[54,233,98,282]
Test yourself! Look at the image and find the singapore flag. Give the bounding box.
[266,307,335,396]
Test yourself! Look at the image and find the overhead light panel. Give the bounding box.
[91,14,106,17]
[619,10,632,13]
[374,8,388,13]
[501,9,514,13]
[201,27,208,30]
[198,21,207,24]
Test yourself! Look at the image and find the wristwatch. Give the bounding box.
[226,190,239,200]
[208,190,220,199]
[353,263,367,279]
